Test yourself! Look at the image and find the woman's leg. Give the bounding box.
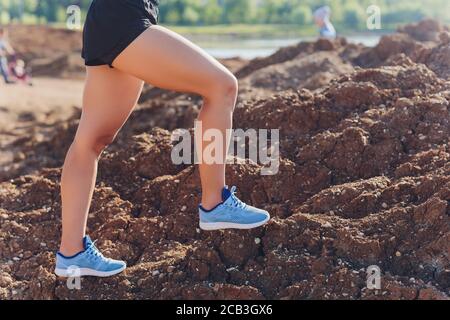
[112,25,238,210]
[59,66,143,256]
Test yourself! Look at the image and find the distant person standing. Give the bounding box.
[314,6,336,39]
[0,27,15,84]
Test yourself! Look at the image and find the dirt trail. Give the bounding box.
[0,21,449,300]
[0,78,83,181]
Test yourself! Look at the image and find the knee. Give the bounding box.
[204,71,239,108]
[72,133,116,157]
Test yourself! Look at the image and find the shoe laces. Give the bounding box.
[229,186,247,209]
[86,240,105,259]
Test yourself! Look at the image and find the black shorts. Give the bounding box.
[82,0,159,67]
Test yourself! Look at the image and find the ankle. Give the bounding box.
[59,241,84,257]
[201,197,223,211]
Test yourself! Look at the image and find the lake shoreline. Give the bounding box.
[168,23,392,40]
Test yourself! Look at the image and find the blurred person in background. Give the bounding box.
[314,6,337,39]
[0,27,15,84]
[9,57,33,86]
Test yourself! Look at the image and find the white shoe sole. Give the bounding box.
[54,265,126,278]
[199,216,270,231]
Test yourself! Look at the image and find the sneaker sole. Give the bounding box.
[199,216,270,231]
[54,265,126,278]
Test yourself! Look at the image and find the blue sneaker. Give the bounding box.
[55,236,126,277]
[199,186,270,230]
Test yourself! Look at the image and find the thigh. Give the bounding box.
[112,25,233,97]
[75,65,144,141]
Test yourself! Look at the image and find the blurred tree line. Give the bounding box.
[0,0,449,29]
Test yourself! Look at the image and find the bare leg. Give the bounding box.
[112,25,238,210]
[59,66,143,256]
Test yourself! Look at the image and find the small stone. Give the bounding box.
[439,31,450,44]
[12,257,20,261]
[152,270,160,276]
[395,251,402,257]
[13,152,26,161]
[167,266,175,273]
[382,203,388,209]
[40,242,47,247]
[254,238,261,245]
[181,206,187,212]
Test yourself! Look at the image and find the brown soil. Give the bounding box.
[0,21,449,300]
[8,25,85,79]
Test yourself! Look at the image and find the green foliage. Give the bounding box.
[0,0,448,31]
[292,5,313,25]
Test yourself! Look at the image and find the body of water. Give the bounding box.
[190,35,382,59]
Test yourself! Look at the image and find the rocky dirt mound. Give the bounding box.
[8,25,85,78]
[0,20,449,300]
[9,25,82,61]
[354,19,450,80]
[239,50,354,100]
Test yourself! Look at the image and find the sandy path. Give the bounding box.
[0,77,84,129]
[0,77,84,170]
